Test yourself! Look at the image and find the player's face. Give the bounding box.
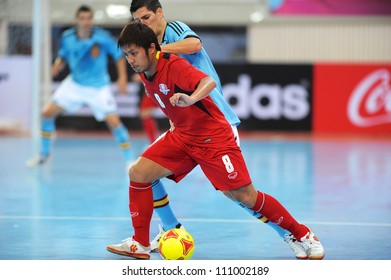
[131,7,163,36]
[122,44,153,74]
[76,11,93,34]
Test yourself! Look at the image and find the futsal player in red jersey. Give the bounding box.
[106,23,325,260]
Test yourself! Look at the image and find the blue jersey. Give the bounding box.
[58,27,123,88]
[162,21,240,126]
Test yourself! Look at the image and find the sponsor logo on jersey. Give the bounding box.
[159,83,170,95]
[91,44,100,58]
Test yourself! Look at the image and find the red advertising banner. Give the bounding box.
[313,64,391,134]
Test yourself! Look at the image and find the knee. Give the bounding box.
[42,108,56,119]
[238,194,254,208]
[128,163,139,181]
[42,103,64,119]
[109,121,122,130]
[128,161,148,183]
[229,184,257,208]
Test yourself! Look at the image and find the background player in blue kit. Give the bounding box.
[26,5,133,167]
[115,0,307,259]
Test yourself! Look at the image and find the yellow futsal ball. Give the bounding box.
[158,228,195,260]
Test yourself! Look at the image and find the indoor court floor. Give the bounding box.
[0,132,390,261]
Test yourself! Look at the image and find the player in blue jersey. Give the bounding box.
[26,5,133,168]
[113,0,308,259]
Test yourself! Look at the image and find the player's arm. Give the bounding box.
[116,57,128,94]
[170,76,216,107]
[161,37,202,55]
[51,57,66,78]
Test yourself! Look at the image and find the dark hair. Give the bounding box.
[118,23,161,53]
[130,0,162,14]
[76,5,93,17]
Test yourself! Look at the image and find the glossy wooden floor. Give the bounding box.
[0,132,390,260]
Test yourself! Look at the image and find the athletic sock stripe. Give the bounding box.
[41,131,52,138]
[154,201,169,209]
[253,192,265,213]
[260,216,268,223]
[130,181,151,190]
[120,142,130,149]
[154,194,169,208]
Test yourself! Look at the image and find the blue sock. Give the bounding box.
[41,118,55,157]
[152,180,180,230]
[111,124,133,162]
[236,201,288,239]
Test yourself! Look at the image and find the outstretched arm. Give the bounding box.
[51,57,66,78]
[169,76,216,107]
[161,37,202,55]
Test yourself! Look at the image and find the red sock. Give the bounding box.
[142,117,158,143]
[251,191,308,240]
[129,181,153,247]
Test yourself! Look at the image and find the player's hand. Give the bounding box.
[170,93,193,107]
[51,58,65,77]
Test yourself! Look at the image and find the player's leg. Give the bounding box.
[140,94,159,143]
[229,126,289,238]
[107,133,195,259]
[233,200,286,236]
[107,167,174,258]
[147,132,183,252]
[105,113,134,164]
[41,103,63,156]
[107,157,171,259]
[26,77,82,167]
[228,184,325,260]
[229,126,306,258]
[151,179,181,230]
[233,199,308,257]
[26,103,63,167]
[199,142,322,260]
[225,192,307,259]
[89,85,134,165]
[149,178,183,252]
[141,110,159,143]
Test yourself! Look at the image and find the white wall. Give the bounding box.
[0,56,33,133]
[248,16,391,63]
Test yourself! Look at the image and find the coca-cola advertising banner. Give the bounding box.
[313,64,391,134]
[214,64,313,131]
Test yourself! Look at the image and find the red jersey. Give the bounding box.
[139,52,234,147]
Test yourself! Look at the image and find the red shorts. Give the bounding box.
[140,94,158,110]
[141,131,252,191]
